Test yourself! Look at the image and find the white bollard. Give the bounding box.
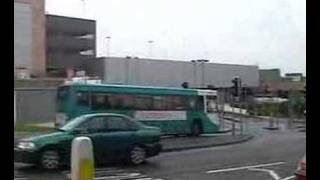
[71,137,95,180]
[14,91,16,129]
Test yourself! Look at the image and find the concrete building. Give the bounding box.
[258,69,305,97]
[14,0,46,77]
[284,73,304,82]
[46,14,96,77]
[259,69,281,83]
[100,57,260,88]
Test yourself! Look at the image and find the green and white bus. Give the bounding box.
[56,83,220,136]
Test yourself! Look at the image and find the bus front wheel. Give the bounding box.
[191,122,203,136]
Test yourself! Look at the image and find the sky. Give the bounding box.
[45,0,306,75]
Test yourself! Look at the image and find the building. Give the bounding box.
[99,57,260,88]
[14,0,46,78]
[284,73,304,82]
[46,14,96,77]
[258,69,305,97]
[259,69,281,83]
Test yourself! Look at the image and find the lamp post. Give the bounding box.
[196,59,209,88]
[106,36,111,57]
[191,60,197,87]
[147,40,154,58]
[80,0,86,17]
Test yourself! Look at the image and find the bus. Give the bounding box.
[56,83,220,136]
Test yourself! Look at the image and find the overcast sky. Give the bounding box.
[46,0,306,75]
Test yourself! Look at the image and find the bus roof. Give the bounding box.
[61,83,217,96]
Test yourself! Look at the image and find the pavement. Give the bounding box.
[161,134,253,152]
[14,119,306,180]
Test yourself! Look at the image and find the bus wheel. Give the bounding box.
[191,122,202,136]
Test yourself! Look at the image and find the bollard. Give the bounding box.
[14,91,16,129]
[71,137,95,180]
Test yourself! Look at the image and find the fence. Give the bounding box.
[15,88,57,125]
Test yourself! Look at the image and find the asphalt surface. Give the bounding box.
[14,119,306,180]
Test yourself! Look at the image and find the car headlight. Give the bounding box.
[17,142,36,150]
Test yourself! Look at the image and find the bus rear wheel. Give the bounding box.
[191,122,202,136]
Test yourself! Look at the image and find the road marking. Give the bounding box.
[206,162,285,174]
[249,168,281,180]
[64,168,163,180]
[281,176,295,180]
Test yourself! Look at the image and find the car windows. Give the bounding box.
[106,116,132,131]
[78,116,107,132]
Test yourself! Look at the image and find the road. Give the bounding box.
[14,120,306,180]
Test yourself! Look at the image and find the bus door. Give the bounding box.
[204,95,220,126]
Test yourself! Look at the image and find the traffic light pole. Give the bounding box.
[231,95,236,136]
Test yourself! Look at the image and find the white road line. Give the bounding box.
[206,162,285,174]
[94,176,148,180]
[249,168,281,180]
[281,176,295,180]
[64,168,126,174]
[94,173,146,180]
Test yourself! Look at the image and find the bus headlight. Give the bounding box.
[56,113,68,127]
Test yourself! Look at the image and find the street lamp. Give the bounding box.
[148,40,154,58]
[106,36,111,57]
[196,59,209,87]
[80,0,86,17]
[191,60,197,87]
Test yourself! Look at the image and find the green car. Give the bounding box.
[14,113,162,170]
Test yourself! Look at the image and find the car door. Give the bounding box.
[74,116,109,164]
[101,115,139,161]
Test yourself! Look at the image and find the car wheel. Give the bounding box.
[40,150,60,170]
[128,145,146,165]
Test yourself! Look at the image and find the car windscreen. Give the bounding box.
[59,116,87,131]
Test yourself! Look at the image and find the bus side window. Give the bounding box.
[76,92,90,106]
[134,95,153,110]
[153,96,167,110]
[91,94,110,110]
[120,95,135,110]
[167,96,189,110]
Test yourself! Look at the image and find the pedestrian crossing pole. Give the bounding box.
[71,137,95,180]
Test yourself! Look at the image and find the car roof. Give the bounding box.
[82,113,129,118]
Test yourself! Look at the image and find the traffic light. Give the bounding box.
[181,82,189,88]
[231,77,241,97]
